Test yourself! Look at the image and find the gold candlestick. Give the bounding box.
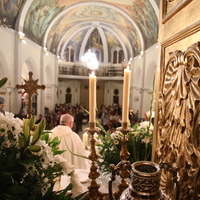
[85,122,103,200]
[114,122,132,199]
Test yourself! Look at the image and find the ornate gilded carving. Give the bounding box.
[85,123,103,200]
[114,123,132,199]
[156,42,200,199]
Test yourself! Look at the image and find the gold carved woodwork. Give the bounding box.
[162,0,193,23]
[85,123,103,200]
[113,123,132,199]
[155,42,200,199]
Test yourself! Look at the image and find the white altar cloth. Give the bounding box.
[56,168,119,195]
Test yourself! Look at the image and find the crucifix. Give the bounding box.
[16,71,45,118]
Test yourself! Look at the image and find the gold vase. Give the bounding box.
[120,161,168,200]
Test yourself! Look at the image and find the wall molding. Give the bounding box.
[162,0,193,24]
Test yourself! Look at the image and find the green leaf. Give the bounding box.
[64,139,89,160]
[22,118,30,141]
[40,132,49,142]
[38,118,46,133]
[53,150,66,155]
[29,116,36,130]
[19,132,26,149]
[31,125,40,145]
[9,184,29,194]
[0,77,8,88]
[28,145,41,152]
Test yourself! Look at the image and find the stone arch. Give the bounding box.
[134,66,142,87]
[21,57,37,80]
[45,65,52,84]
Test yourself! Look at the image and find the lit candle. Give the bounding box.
[89,71,96,124]
[122,66,131,123]
[83,132,88,147]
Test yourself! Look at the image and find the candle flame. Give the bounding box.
[91,71,95,76]
[127,61,131,70]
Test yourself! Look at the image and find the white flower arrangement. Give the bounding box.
[0,112,85,199]
[96,121,153,174]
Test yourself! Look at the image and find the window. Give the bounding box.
[112,47,124,64]
[64,46,75,62]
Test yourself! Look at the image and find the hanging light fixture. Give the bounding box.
[81,49,99,70]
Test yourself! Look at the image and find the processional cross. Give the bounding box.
[16,71,45,118]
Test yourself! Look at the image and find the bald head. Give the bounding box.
[60,114,74,128]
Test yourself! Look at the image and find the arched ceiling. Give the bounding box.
[0,0,159,61]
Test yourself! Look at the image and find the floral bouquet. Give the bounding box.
[0,77,88,200]
[96,121,153,174]
[0,112,87,200]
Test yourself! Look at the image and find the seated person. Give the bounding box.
[35,114,43,124]
[50,114,88,169]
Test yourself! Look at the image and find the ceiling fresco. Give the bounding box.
[0,0,159,60]
[0,0,25,28]
[46,4,142,55]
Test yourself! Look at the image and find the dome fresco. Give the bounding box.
[0,0,159,60]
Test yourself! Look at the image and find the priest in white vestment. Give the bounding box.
[50,114,88,169]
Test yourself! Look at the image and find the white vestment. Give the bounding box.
[50,125,88,169]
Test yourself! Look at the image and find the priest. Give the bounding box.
[50,114,88,169]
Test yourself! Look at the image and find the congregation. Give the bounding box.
[39,103,139,134]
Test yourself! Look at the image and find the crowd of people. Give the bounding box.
[38,102,139,135]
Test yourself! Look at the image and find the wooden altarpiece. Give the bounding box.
[154,42,200,199]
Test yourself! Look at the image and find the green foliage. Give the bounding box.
[0,113,85,200]
[0,77,8,88]
[36,183,89,200]
[96,122,153,174]
[40,132,66,155]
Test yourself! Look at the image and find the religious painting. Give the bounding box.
[0,0,158,55]
[113,96,119,104]
[65,94,71,103]
[63,29,88,61]
[46,3,142,55]
[0,0,25,28]
[127,0,159,49]
[23,0,65,44]
[21,0,158,55]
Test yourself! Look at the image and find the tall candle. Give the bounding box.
[89,71,96,123]
[122,67,131,123]
[83,132,88,147]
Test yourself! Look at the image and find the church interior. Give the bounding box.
[0,0,200,199]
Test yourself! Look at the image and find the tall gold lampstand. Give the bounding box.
[85,122,103,200]
[114,122,132,199]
